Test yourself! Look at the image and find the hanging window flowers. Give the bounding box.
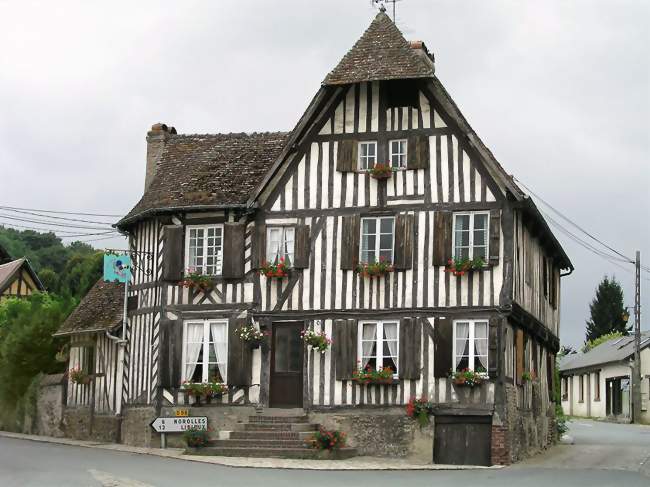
[352,364,394,384]
[180,268,215,292]
[449,367,488,387]
[368,163,394,180]
[259,257,289,278]
[445,257,486,277]
[301,329,332,353]
[236,324,269,349]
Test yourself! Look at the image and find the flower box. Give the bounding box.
[368,163,394,180]
[450,368,488,387]
[356,259,394,278]
[352,364,395,384]
[445,257,486,277]
[181,381,226,406]
[259,257,289,279]
[179,269,215,292]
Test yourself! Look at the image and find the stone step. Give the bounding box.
[242,422,318,432]
[209,439,311,449]
[185,446,358,460]
[247,415,308,423]
[228,430,314,440]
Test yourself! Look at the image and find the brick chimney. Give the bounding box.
[145,123,176,192]
[410,40,435,74]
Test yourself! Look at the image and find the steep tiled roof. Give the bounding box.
[118,132,289,227]
[559,332,650,373]
[323,12,434,85]
[54,279,124,336]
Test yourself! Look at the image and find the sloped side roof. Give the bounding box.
[117,132,289,227]
[0,258,45,294]
[54,279,124,336]
[323,12,434,85]
[560,332,650,373]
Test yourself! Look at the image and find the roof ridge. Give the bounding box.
[170,131,290,138]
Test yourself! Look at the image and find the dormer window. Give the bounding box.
[185,224,223,275]
[358,141,377,170]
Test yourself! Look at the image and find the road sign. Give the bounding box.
[150,416,207,433]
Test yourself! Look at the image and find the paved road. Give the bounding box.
[0,420,648,486]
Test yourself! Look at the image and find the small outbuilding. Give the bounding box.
[559,333,650,423]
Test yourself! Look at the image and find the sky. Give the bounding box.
[0,0,648,348]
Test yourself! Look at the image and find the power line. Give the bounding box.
[0,206,118,225]
[74,234,125,243]
[513,176,636,264]
[0,204,123,218]
[0,213,114,231]
[0,222,118,238]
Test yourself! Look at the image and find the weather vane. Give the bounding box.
[372,0,402,22]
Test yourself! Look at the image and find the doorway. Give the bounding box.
[269,322,304,408]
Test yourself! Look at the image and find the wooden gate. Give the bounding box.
[434,415,492,466]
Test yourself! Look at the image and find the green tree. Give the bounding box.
[585,276,629,342]
[0,293,74,429]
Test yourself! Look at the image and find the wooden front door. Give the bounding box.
[269,322,304,408]
[434,415,492,466]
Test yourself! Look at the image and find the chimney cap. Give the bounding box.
[149,123,177,135]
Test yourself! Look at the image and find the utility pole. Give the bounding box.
[632,251,642,423]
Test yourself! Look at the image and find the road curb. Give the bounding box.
[0,430,502,471]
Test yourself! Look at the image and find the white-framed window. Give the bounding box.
[453,320,489,372]
[358,321,399,375]
[452,212,489,260]
[266,226,295,264]
[185,224,223,275]
[360,216,394,264]
[182,320,228,383]
[389,139,407,168]
[358,141,377,170]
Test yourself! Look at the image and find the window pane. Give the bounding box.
[455,215,470,231]
[456,356,469,371]
[474,214,488,230]
[383,356,397,373]
[362,219,376,234]
[379,234,392,251]
[379,249,392,262]
[455,229,470,246]
[474,229,486,246]
[380,218,394,234]
[474,322,488,339]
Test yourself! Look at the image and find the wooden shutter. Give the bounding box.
[253,222,266,269]
[393,214,414,270]
[432,211,453,266]
[227,318,252,386]
[334,319,357,380]
[488,317,499,376]
[407,135,430,170]
[162,319,183,388]
[515,329,524,385]
[547,352,555,401]
[489,209,501,266]
[433,318,453,377]
[399,317,422,379]
[222,223,245,279]
[336,140,358,172]
[293,224,310,269]
[340,215,360,270]
[162,225,184,281]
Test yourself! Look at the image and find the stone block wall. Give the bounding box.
[62,407,120,442]
[120,406,158,447]
[32,374,66,438]
[311,407,432,461]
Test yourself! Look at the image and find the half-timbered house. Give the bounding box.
[0,247,45,300]
[111,12,572,464]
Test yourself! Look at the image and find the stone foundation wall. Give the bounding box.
[120,406,158,447]
[310,407,432,461]
[499,383,556,463]
[32,374,66,438]
[61,407,120,442]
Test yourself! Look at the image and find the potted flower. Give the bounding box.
[181,381,206,406]
[368,163,394,180]
[236,324,270,349]
[356,258,394,278]
[445,257,486,277]
[450,367,488,387]
[183,426,212,448]
[406,397,435,427]
[259,257,289,279]
[352,363,395,384]
[68,367,91,385]
[179,268,215,292]
[308,427,346,452]
[301,329,332,353]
